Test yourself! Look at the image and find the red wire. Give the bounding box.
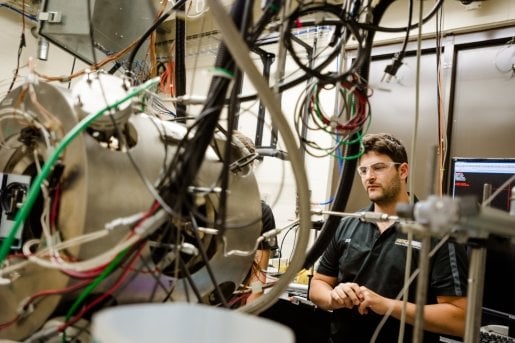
[0,314,21,330]
[312,80,369,133]
[0,188,166,330]
[0,279,92,330]
[26,279,93,304]
[59,203,161,329]
[49,184,61,231]
[56,200,160,277]
[58,244,145,331]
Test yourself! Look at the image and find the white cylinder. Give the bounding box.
[92,303,294,343]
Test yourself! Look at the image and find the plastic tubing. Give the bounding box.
[206,0,312,315]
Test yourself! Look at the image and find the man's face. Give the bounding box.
[358,151,404,205]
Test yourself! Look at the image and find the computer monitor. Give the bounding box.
[448,157,515,320]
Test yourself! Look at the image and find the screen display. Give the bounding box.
[450,158,515,212]
[449,157,515,316]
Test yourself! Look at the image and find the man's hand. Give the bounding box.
[358,286,393,315]
[330,282,364,310]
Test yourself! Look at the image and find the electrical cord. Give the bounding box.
[247,0,282,44]
[6,0,26,94]
[382,0,414,82]
[216,0,255,244]
[283,3,366,84]
[0,279,92,330]
[189,213,228,307]
[126,0,187,81]
[354,0,444,33]
[206,0,312,316]
[59,243,146,343]
[303,0,395,271]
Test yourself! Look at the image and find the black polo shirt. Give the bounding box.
[259,201,279,251]
[316,204,468,343]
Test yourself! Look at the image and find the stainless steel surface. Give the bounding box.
[38,0,162,64]
[0,75,261,340]
[0,80,87,340]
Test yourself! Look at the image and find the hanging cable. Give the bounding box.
[126,0,188,81]
[303,0,396,270]
[6,0,26,93]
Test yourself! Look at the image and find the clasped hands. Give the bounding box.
[329,282,392,315]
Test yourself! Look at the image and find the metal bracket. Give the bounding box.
[38,11,62,23]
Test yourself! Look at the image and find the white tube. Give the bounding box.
[206,0,312,315]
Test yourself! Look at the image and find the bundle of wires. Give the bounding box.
[283,2,366,84]
[293,77,371,158]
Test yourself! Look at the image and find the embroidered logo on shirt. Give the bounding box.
[394,238,422,250]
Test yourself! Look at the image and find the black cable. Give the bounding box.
[238,66,316,104]
[175,1,187,121]
[100,241,171,306]
[6,0,26,94]
[276,222,299,274]
[236,0,441,104]
[137,251,176,303]
[283,3,366,83]
[303,0,396,270]
[382,0,414,81]
[247,0,283,43]
[0,3,37,21]
[86,0,98,68]
[157,0,251,232]
[67,57,77,89]
[126,0,187,81]
[162,255,204,303]
[189,213,228,307]
[354,0,444,33]
[399,0,414,59]
[217,0,255,237]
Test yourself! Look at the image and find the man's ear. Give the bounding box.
[400,162,409,180]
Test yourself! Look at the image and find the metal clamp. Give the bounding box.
[38,11,62,23]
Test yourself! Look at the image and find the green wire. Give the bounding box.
[65,248,129,321]
[0,77,159,267]
[62,247,130,342]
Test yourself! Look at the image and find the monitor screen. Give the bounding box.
[449,157,515,316]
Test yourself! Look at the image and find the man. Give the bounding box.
[309,133,468,342]
[232,131,279,304]
[245,200,278,303]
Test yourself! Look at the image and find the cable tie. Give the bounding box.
[250,280,263,293]
[210,67,234,79]
[17,297,34,317]
[180,243,199,256]
[197,227,219,235]
[176,95,207,105]
[187,186,223,194]
[104,212,145,231]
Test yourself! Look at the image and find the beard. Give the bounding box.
[367,175,402,206]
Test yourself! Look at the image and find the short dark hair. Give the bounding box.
[232,130,256,155]
[362,133,408,164]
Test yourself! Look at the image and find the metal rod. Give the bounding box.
[412,234,431,343]
[463,246,487,343]
[464,183,491,343]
